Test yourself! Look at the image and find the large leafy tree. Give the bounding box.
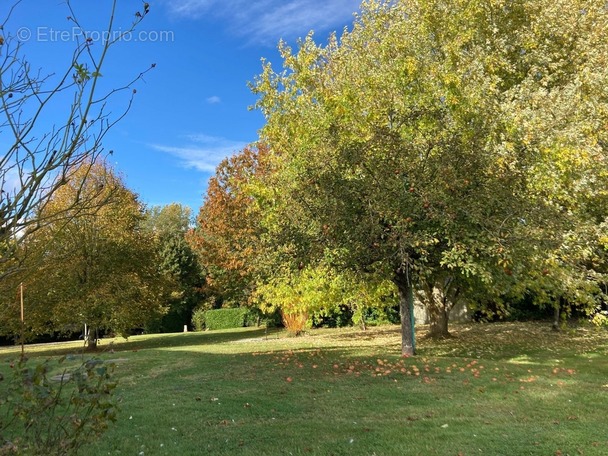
[144,203,203,332]
[144,204,192,238]
[252,0,608,354]
[189,144,269,307]
[0,0,153,281]
[0,162,170,348]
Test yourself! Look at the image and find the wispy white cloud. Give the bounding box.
[160,0,358,45]
[206,95,221,104]
[1,166,22,196]
[150,134,248,173]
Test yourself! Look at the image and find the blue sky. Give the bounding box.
[3,0,360,214]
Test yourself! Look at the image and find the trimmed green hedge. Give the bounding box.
[204,308,249,331]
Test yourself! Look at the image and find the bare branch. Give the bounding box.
[0,0,154,280]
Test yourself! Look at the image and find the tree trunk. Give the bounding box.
[422,280,452,339]
[427,302,450,338]
[393,270,415,356]
[85,326,98,350]
[552,299,561,332]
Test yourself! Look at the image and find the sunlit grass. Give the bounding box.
[1,321,607,455]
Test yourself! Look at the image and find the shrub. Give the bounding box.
[204,308,249,330]
[356,305,400,328]
[0,356,118,455]
[281,311,309,336]
[263,309,283,328]
[312,305,354,328]
[191,307,207,331]
[243,307,263,327]
[590,309,608,327]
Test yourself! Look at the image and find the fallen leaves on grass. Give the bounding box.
[552,367,576,375]
[260,323,600,398]
[268,351,495,384]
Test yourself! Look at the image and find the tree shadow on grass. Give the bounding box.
[3,322,607,366]
[0,327,271,360]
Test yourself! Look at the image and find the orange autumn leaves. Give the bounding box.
[255,350,578,387]
[188,144,269,303]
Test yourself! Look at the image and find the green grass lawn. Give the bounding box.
[1,322,608,455]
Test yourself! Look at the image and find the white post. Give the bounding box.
[20,283,24,358]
